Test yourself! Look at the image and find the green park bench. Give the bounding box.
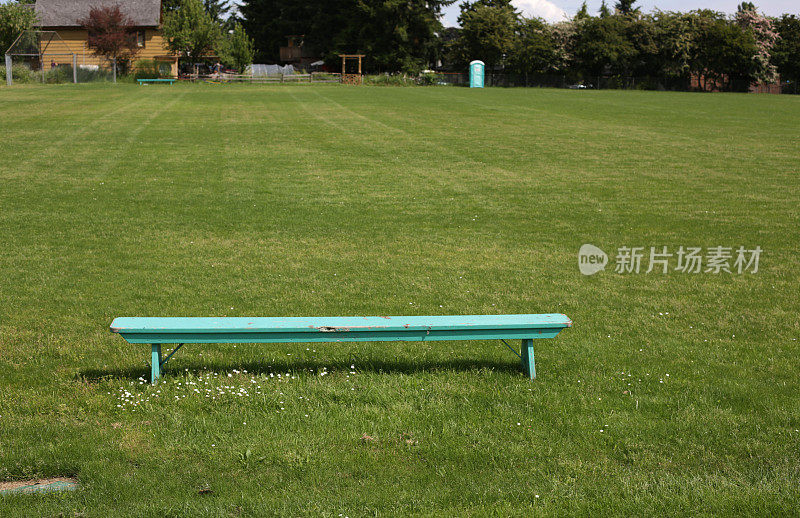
[136,78,176,85]
[110,314,572,383]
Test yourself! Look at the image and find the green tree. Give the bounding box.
[1,1,37,55]
[435,27,461,68]
[219,23,255,72]
[734,3,778,82]
[548,20,577,72]
[239,0,282,62]
[772,14,800,88]
[648,10,698,80]
[624,12,658,78]
[239,0,451,72]
[205,0,238,32]
[571,15,635,80]
[333,0,448,74]
[163,0,222,63]
[162,0,181,11]
[614,0,639,16]
[599,1,611,18]
[509,17,557,76]
[449,0,519,73]
[575,2,590,20]
[204,0,231,22]
[690,10,758,91]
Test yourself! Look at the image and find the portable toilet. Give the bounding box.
[469,60,485,88]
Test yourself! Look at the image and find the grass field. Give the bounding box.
[0,83,798,516]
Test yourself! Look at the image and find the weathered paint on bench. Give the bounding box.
[110,314,572,383]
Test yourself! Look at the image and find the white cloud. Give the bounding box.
[512,0,569,23]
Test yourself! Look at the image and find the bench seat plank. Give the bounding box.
[110,314,571,344]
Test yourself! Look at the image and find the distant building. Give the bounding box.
[33,0,178,76]
[279,36,318,67]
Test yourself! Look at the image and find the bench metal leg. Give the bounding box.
[151,344,162,384]
[521,339,536,380]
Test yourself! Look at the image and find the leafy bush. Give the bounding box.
[45,65,75,83]
[364,74,412,86]
[363,73,443,87]
[76,66,114,82]
[133,59,174,80]
[416,72,440,86]
[1,63,116,84]
[47,65,114,83]
[0,63,36,83]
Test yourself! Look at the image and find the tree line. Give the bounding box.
[2,0,798,89]
[446,0,799,90]
[237,0,799,90]
[239,0,452,73]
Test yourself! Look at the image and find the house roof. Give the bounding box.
[35,0,162,28]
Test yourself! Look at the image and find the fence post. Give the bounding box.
[5,54,11,86]
[72,54,77,83]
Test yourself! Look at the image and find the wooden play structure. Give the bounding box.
[339,54,365,85]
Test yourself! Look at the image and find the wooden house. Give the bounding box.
[34,0,177,76]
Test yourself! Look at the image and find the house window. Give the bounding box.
[136,30,145,48]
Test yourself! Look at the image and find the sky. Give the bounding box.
[440,0,799,25]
